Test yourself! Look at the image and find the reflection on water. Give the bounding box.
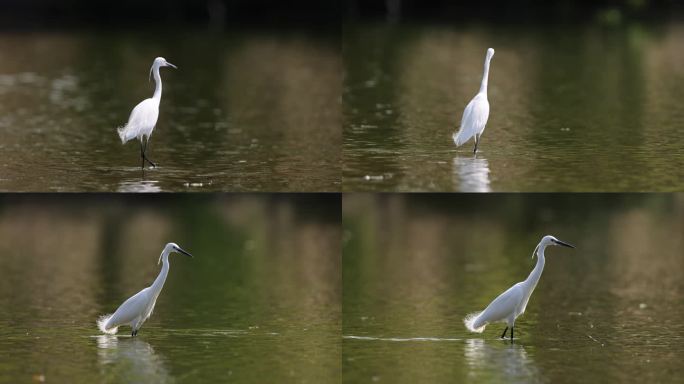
[0,30,340,191]
[0,195,340,383]
[344,23,684,191]
[464,339,538,383]
[117,179,162,193]
[343,194,684,383]
[96,336,172,384]
[452,156,491,192]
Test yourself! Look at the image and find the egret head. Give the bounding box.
[149,57,177,81]
[153,57,177,69]
[158,242,193,264]
[533,235,575,258]
[486,48,495,59]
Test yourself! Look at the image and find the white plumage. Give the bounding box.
[453,48,495,153]
[464,235,575,342]
[117,99,160,144]
[97,242,193,336]
[117,57,177,168]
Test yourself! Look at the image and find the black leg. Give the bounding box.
[473,135,479,153]
[511,326,514,343]
[501,327,508,339]
[140,141,145,169]
[142,138,156,168]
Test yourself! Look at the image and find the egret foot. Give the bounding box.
[501,327,508,339]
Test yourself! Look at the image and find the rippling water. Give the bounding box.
[0,195,341,383]
[343,22,684,191]
[0,30,340,191]
[343,194,684,383]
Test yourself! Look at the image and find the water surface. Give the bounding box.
[343,23,684,191]
[343,194,684,383]
[0,29,340,191]
[0,195,340,383]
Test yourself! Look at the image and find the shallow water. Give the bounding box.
[343,22,684,191]
[0,29,340,191]
[342,194,684,383]
[0,195,340,383]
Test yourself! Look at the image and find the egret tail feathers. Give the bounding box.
[464,311,487,333]
[117,125,136,144]
[453,129,471,147]
[97,314,119,335]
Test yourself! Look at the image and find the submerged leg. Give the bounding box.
[501,327,508,339]
[142,138,156,168]
[473,135,479,153]
[510,326,514,343]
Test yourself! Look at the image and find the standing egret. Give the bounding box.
[453,48,495,153]
[117,57,177,169]
[464,235,574,342]
[97,243,192,336]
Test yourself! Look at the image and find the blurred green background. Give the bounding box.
[343,1,684,192]
[343,194,684,383]
[0,194,340,383]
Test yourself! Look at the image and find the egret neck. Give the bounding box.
[479,55,493,96]
[522,244,546,297]
[150,248,171,299]
[152,64,163,100]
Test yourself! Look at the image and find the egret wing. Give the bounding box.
[477,283,524,324]
[128,99,159,130]
[107,287,152,327]
[119,98,160,142]
[453,95,490,146]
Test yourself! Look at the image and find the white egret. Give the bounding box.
[464,235,574,342]
[453,48,494,153]
[117,57,177,169]
[97,243,192,336]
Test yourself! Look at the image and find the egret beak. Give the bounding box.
[175,246,193,258]
[166,62,177,69]
[553,239,575,248]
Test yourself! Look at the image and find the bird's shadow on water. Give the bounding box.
[95,335,172,383]
[464,338,539,383]
[452,154,491,192]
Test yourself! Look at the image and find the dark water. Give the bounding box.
[343,23,684,191]
[0,195,340,383]
[0,30,340,192]
[343,194,684,383]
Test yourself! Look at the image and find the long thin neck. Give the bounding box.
[478,56,492,95]
[152,65,162,100]
[523,245,546,291]
[150,252,170,296]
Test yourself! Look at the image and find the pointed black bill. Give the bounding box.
[553,239,575,248]
[176,246,193,258]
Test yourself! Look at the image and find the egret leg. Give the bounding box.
[501,327,508,339]
[142,138,156,168]
[140,141,145,169]
[473,135,479,153]
[511,327,514,343]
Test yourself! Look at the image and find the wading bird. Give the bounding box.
[117,57,177,169]
[453,48,494,153]
[97,243,192,336]
[464,235,574,342]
